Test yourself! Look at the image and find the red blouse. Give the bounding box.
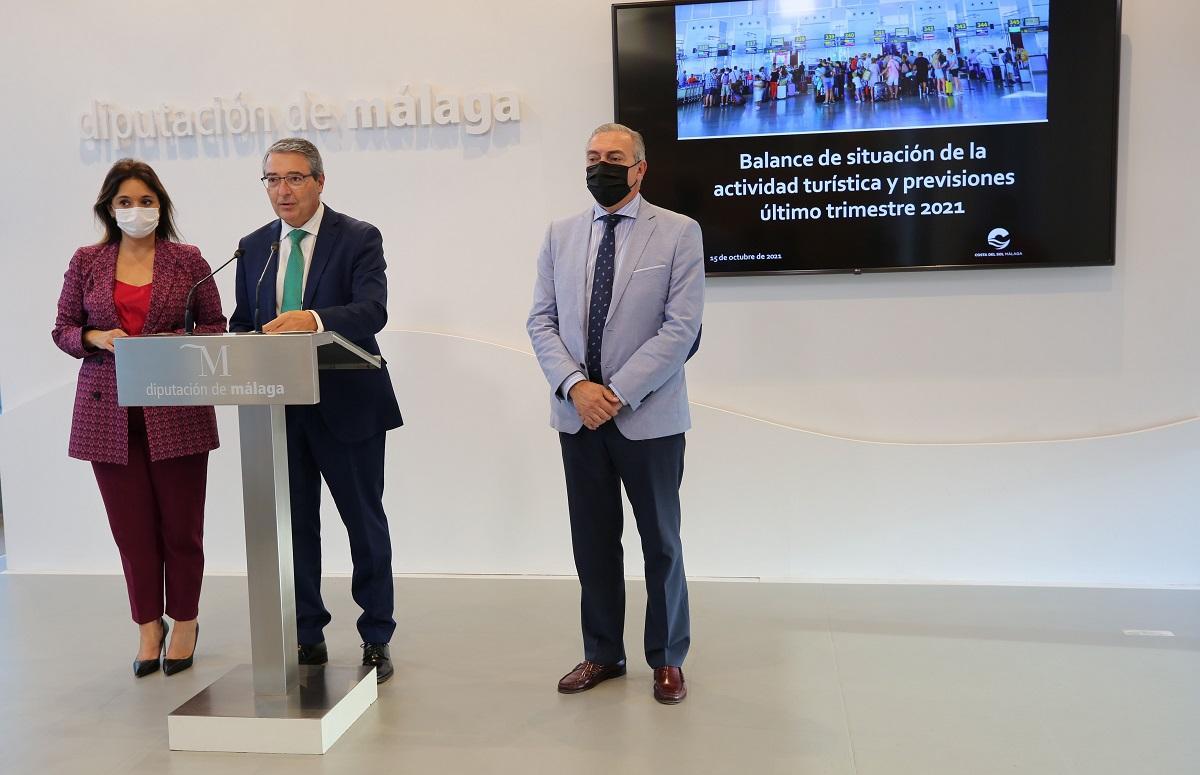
[114,281,152,337]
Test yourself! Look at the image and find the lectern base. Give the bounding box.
[168,664,377,754]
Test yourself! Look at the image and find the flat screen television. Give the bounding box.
[613,0,1121,275]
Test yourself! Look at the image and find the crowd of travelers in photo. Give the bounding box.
[678,45,1032,109]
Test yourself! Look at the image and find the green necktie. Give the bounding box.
[280,228,306,312]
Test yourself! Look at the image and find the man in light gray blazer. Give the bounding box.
[527,122,704,704]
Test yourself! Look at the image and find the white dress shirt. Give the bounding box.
[276,202,326,331]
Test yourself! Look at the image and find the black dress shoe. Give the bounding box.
[164,623,199,676]
[133,618,168,678]
[298,641,328,665]
[362,643,393,684]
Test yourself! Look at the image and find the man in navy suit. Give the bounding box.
[229,138,403,683]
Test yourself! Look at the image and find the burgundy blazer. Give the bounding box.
[52,240,227,464]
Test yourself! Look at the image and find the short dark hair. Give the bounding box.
[92,159,181,244]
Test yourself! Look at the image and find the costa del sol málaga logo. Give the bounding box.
[987,228,1012,250]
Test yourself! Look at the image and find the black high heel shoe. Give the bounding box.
[133,618,168,678]
[164,622,199,676]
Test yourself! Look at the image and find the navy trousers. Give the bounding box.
[558,422,690,668]
[286,405,395,645]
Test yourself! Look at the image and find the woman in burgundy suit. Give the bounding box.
[52,159,226,677]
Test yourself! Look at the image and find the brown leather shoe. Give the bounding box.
[653,666,687,704]
[557,660,627,694]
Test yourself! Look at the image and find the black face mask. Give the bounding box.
[586,161,637,208]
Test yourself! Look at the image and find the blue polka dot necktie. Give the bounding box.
[586,214,622,384]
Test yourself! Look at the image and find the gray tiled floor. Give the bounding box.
[0,574,1196,774]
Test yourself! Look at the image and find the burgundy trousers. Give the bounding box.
[92,408,208,624]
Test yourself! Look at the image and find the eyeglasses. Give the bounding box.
[261,173,316,189]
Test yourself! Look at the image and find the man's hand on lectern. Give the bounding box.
[263,311,317,333]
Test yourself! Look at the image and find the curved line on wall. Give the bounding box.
[0,378,76,415]
[7,332,1195,448]
[388,328,1200,447]
[688,401,1200,447]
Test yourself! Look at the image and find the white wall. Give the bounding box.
[1,1,1197,586]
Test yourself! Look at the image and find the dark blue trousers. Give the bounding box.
[559,423,690,668]
[287,405,395,645]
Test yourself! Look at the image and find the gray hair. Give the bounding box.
[262,137,324,178]
[588,123,646,163]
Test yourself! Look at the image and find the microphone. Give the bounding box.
[253,241,281,333]
[184,248,243,335]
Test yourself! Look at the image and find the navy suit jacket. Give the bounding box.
[229,205,403,443]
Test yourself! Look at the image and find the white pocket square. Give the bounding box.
[632,264,667,274]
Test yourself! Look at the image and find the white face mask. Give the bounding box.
[114,207,159,239]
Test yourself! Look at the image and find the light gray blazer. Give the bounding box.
[527,199,705,440]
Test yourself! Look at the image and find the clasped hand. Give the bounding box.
[570,381,622,430]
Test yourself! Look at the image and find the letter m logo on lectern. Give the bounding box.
[180,343,231,377]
